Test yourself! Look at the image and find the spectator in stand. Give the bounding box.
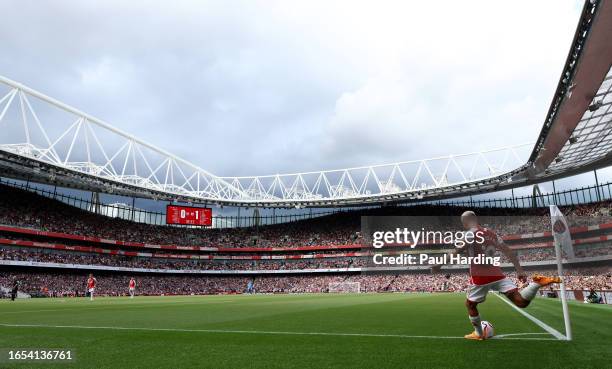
[2,182,611,250]
[0,267,609,297]
[0,182,611,299]
[3,242,611,272]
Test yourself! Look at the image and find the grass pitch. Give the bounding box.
[0,293,610,369]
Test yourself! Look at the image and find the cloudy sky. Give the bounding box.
[0,0,584,179]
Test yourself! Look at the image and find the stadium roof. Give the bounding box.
[0,0,611,208]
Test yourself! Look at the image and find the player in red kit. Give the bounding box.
[432,211,561,340]
[128,277,136,298]
[87,273,97,301]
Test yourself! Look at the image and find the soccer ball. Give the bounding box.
[481,321,495,338]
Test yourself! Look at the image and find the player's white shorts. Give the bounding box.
[88,288,95,293]
[467,278,517,303]
[129,288,135,291]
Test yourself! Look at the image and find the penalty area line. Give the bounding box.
[0,323,557,341]
[493,293,566,340]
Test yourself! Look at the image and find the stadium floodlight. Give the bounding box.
[588,100,603,112]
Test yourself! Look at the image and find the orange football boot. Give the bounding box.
[464,331,484,340]
[533,275,562,287]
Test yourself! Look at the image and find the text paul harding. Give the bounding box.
[370,228,501,266]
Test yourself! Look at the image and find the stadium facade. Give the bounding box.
[0,0,611,303]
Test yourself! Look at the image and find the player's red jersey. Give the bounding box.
[467,226,505,285]
[87,277,96,289]
[129,280,135,289]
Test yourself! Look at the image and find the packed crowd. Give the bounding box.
[2,242,610,272]
[2,183,612,250]
[0,247,363,271]
[0,184,357,248]
[503,243,612,263]
[1,183,611,297]
[1,267,609,297]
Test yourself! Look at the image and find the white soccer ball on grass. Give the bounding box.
[481,321,495,338]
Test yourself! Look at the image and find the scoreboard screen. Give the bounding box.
[166,205,212,226]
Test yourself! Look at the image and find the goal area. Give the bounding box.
[328,282,361,293]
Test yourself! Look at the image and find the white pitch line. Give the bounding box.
[493,293,566,340]
[490,337,558,341]
[0,323,558,341]
[494,333,551,338]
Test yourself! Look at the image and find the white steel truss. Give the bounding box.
[219,145,531,203]
[0,75,534,206]
[0,76,245,202]
[1,1,609,208]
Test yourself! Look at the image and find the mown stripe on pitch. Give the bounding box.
[0,323,559,341]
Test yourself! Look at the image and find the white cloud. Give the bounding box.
[0,0,584,179]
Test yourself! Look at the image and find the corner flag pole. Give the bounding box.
[549,205,573,341]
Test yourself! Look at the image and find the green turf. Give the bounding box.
[0,293,610,369]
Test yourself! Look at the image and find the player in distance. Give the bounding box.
[129,277,136,298]
[87,273,97,301]
[431,211,561,340]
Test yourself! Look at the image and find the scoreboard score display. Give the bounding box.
[166,205,212,226]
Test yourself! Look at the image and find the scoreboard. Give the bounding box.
[166,205,212,226]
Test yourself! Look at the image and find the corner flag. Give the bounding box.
[549,205,573,340]
[549,205,575,259]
